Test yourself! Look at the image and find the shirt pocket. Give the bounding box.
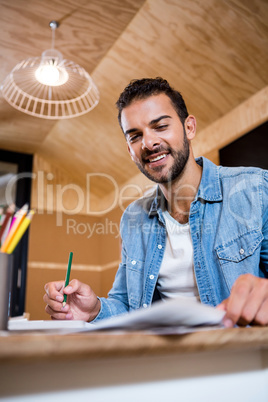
[126,256,145,309]
[215,229,263,264]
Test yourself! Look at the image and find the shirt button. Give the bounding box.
[239,248,245,255]
[149,275,154,280]
[157,244,162,249]
[143,303,148,308]
[131,260,136,265]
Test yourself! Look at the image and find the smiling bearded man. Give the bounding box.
[44,77,268,328]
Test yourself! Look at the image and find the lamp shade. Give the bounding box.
[1,49,99,119]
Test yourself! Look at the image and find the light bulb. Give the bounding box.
[35,64,60,85]
[35,62,68,86]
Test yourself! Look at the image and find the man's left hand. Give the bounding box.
[217,273,268,327]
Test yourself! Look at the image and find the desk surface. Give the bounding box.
[0,326,268,363]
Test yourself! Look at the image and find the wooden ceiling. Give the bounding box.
[0,0,267,208]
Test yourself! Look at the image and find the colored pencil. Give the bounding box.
[6,210,35,254]
[63,252,73,307]
[0,204,28,252]
[0,204,15,244]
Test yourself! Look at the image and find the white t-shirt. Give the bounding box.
[157,210,200,302]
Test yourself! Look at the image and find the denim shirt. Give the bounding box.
[95,157,268,321]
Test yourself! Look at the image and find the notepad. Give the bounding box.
[8,319,87,331]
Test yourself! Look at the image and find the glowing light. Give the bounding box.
[35,63,68,86]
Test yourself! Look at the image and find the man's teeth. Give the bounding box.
[149,154,166,163]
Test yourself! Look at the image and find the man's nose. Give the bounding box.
[141,130,160,150]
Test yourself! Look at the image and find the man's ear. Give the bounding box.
[185,115,196,140]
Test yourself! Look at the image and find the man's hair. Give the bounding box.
[116,77,189,131]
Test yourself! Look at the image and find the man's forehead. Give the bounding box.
[122,94,175,123]
[131,93,173,109]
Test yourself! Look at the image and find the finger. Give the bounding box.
[236,279,268,325]
[216,299,228,311]
[44,281,65,299]
[45,304,73,320]
[253,299,268,325]
[44,280,64,294]
[64,279,87,295]
[224,275,256,326]
[43,291,64,304]
[43,293,65,311]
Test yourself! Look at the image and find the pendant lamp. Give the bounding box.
[0,21,100,119]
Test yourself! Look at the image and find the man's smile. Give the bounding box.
[143,151,170,169]
[142,147,170,161]
[148,153,168,163]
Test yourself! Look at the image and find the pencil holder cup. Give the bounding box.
[0,252,13,330]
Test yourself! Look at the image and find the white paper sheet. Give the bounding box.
[84,297,225,332]
[8,298,225,334]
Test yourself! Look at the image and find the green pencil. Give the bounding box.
[63,251,73,307]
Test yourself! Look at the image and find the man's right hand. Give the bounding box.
[43,279,101,322]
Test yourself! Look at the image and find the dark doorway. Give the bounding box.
[219,121,268,169]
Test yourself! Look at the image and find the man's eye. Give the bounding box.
[129,134,141,143]
[156,125,168,130]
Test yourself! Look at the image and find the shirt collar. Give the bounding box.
[149,156,222,217]
[148,186,166,217]
[195,156,222,202]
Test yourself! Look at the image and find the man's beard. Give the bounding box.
[134,129,190,184]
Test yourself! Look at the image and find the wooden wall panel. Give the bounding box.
[31,154,100,214]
